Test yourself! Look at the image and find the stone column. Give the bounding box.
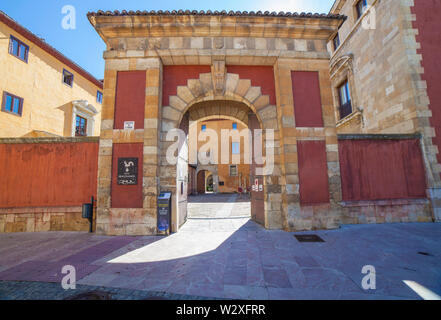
[95,63,117,235]
[276,58,343,231]
[143,58,163,232]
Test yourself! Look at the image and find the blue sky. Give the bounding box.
[1,0,334,79]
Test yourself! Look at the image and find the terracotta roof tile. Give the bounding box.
[87,9,345,20]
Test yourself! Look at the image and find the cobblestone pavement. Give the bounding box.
[0,193,440,300]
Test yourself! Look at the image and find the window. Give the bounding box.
[63,69,74,87]
[338,80,352,119]
[2,92,23,116]
[201,124,206,132]
[75,115,87,136]
[97,91,103,104]
[232,122,238,130]
[356,0,368,19]
[229,165,238,177]
[9,36,29,62]
[232,142,240,154]
[333,33,340,51]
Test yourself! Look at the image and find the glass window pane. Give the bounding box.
[97,91,103,103]
[345,83,351,102]
[201,124,206,131]
[13,98,20,114]
[12,39,19,56]
[339,85,347,105]
[63,70,73,86]
[19,44,27,60]
[5,95,12,112]
[232,123,238,130]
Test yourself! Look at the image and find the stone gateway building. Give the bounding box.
[85,3,439,236]
[1,1,440,235]
[87,10,347,235]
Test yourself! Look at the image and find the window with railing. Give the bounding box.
[75,115,87,136]
[338,80,352,120]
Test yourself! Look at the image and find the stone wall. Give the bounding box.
[0,137,99,233]
[0,207,89,233]
[330,0,441,223]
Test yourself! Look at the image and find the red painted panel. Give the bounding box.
[291,71,324,127]
[297,140,330,206]
[338,139,426,201]
[412,1,441,176]
[114,71,146,130]
[0,142,98,208]
[162,65,211,106]
[111,143,143,208]
[227,66,276,105]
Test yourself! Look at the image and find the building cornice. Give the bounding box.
[88,10,345,43]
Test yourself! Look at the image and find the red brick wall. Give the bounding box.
[412,1,441,176]
[338,139,427,201]
[297,140,330,205]
[0,142,98,208]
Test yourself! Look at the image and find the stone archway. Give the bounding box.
[159,71,283,232]
[206,173,214,193]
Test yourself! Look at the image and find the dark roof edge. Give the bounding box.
[87,9,345,20]
[0,10,103,89]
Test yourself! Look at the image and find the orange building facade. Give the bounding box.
[190,119,251,194]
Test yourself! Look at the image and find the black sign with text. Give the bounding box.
[117,158,138,185]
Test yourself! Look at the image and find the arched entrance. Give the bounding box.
[205,173,214,193]
[161,80,279,232]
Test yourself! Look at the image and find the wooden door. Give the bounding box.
[249,113,265,226]
[197,170,206,194]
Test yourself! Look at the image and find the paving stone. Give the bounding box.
[0,196,440,300]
